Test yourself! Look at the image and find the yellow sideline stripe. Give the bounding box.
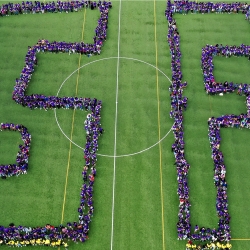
[60,7,87,225]
[154,1,166,250]
[231,239,250,241]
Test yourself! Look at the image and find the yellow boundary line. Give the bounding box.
[153,1,165,250]
[60,7,87,225]
[231,239,250,241]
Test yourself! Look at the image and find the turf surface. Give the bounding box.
[0,1,249,250]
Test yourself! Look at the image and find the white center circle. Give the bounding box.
[54,56,172,157]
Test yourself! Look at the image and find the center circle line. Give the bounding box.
[54,56,172,157]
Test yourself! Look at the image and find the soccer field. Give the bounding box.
[0,1,250,250]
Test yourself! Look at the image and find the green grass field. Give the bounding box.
[0,1,250,249]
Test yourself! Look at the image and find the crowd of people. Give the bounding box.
[0,0,112,16]
[171,0,250,15]
[12,1,110,108]
[166,0,192,242]
[0,124,31,179]
[165,0,250,248]
[200,38,250,250]
[0,229,68,248]
[1,0,249,247]
[186,239,232,249]
[0,97,103,246]
[201,44,250,95]
[0,0,108,247]
[0,103,103,246]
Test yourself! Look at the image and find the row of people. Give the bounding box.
[166,0,192,242]
[186,241,232,249]
[77,100,103,240]
[2,238,68,248]
[171,0,250,15]
[208,117,231,242]
[0,124,31,178]
[0,1,112,16]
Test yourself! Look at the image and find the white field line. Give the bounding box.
[110,0,122,249]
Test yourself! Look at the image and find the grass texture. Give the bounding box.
[0,1,249,250]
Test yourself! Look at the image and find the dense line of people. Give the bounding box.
[0,124,31,178]
[0,1,109,247]
[166,0,192,242]
[171,0,250,15]
[0,231,68,248]
[247,96,250,117]
[208,117,231,243]
[0,0,112,16]
[165,0,249,248]
[201,44,250,95]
